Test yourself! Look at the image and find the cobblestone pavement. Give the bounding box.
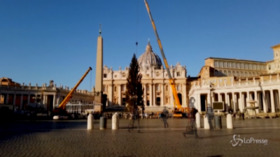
[0,118,280,157]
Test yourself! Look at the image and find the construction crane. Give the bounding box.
[144,0,185,116]
[53,67,92,119]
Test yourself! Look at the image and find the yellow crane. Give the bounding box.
[144,0,184,116]
[53,67,92,118]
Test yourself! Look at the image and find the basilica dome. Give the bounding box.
[138,42,162,69]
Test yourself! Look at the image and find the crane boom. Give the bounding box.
[58,67,92,110]
[144,0,181,110]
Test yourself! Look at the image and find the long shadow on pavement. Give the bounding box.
[0,119,89,141]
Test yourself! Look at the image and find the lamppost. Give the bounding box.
[210,83,215,108]
[208,83,215,130]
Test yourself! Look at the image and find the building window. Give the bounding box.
[155,84,160,92]
[241,63,244,69]
[249,64,252,70]
[122,73,126,78]
[122,98,126,106]
[224,62,227,68]
[121,84,125,92]
[245,64,248,69]
[215,61,219,67]
[156,97,161,106]
[177,72,181,77]
[232,63,235,68]
[220,62,223,67]
[103,74,107,78]
[176,84,181,91]
[146,100,150,106]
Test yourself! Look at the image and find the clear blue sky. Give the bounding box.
[1,0,280,91]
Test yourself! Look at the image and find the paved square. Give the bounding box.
[0,118,280,157]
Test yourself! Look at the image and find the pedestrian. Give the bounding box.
[161,107,169,128]
[128,107,140,132]
[183,107,198,138]
[206,105,214,130]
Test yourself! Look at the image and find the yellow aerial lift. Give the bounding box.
[144,0,188,117]
[53,67,92,119]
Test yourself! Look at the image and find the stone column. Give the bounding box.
[149,84,153,106]
[270,90,275,113]
[248,91,252,100]
[262,91,267,113]
[211,91,215,107]
[218,93,222,102]
[34,94,38,103]
[233,93,237,113]
[53,94,57,107]
[152,84,156,106]
[43,95,47,105]
[197,94,201,112]
[161,84,164,106]
[169,85,174,108]
[246,91,250,108]
[207,92,211,107]
[239,92,244,113]
[118,85,121,105]
[254,91,259,113]
[143,84,147,106]
[108,84,113,106]
[225,93,230,111]
[278,89,280,112]
[182,83,187,107]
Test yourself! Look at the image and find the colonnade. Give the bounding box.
[191,84,280,114]
[104,82,188,110]
[0,91,58,110]
[0,85,94,112]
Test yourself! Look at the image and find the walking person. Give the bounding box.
[161,107,169,128]
[206,104,214,130]
[128,107,141,132]
[183,107,198,138]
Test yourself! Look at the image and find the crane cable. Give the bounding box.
[135,0,140,56]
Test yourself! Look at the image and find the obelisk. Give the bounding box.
[95,26,103,104]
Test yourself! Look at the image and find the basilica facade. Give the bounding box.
[103,42,188,112]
